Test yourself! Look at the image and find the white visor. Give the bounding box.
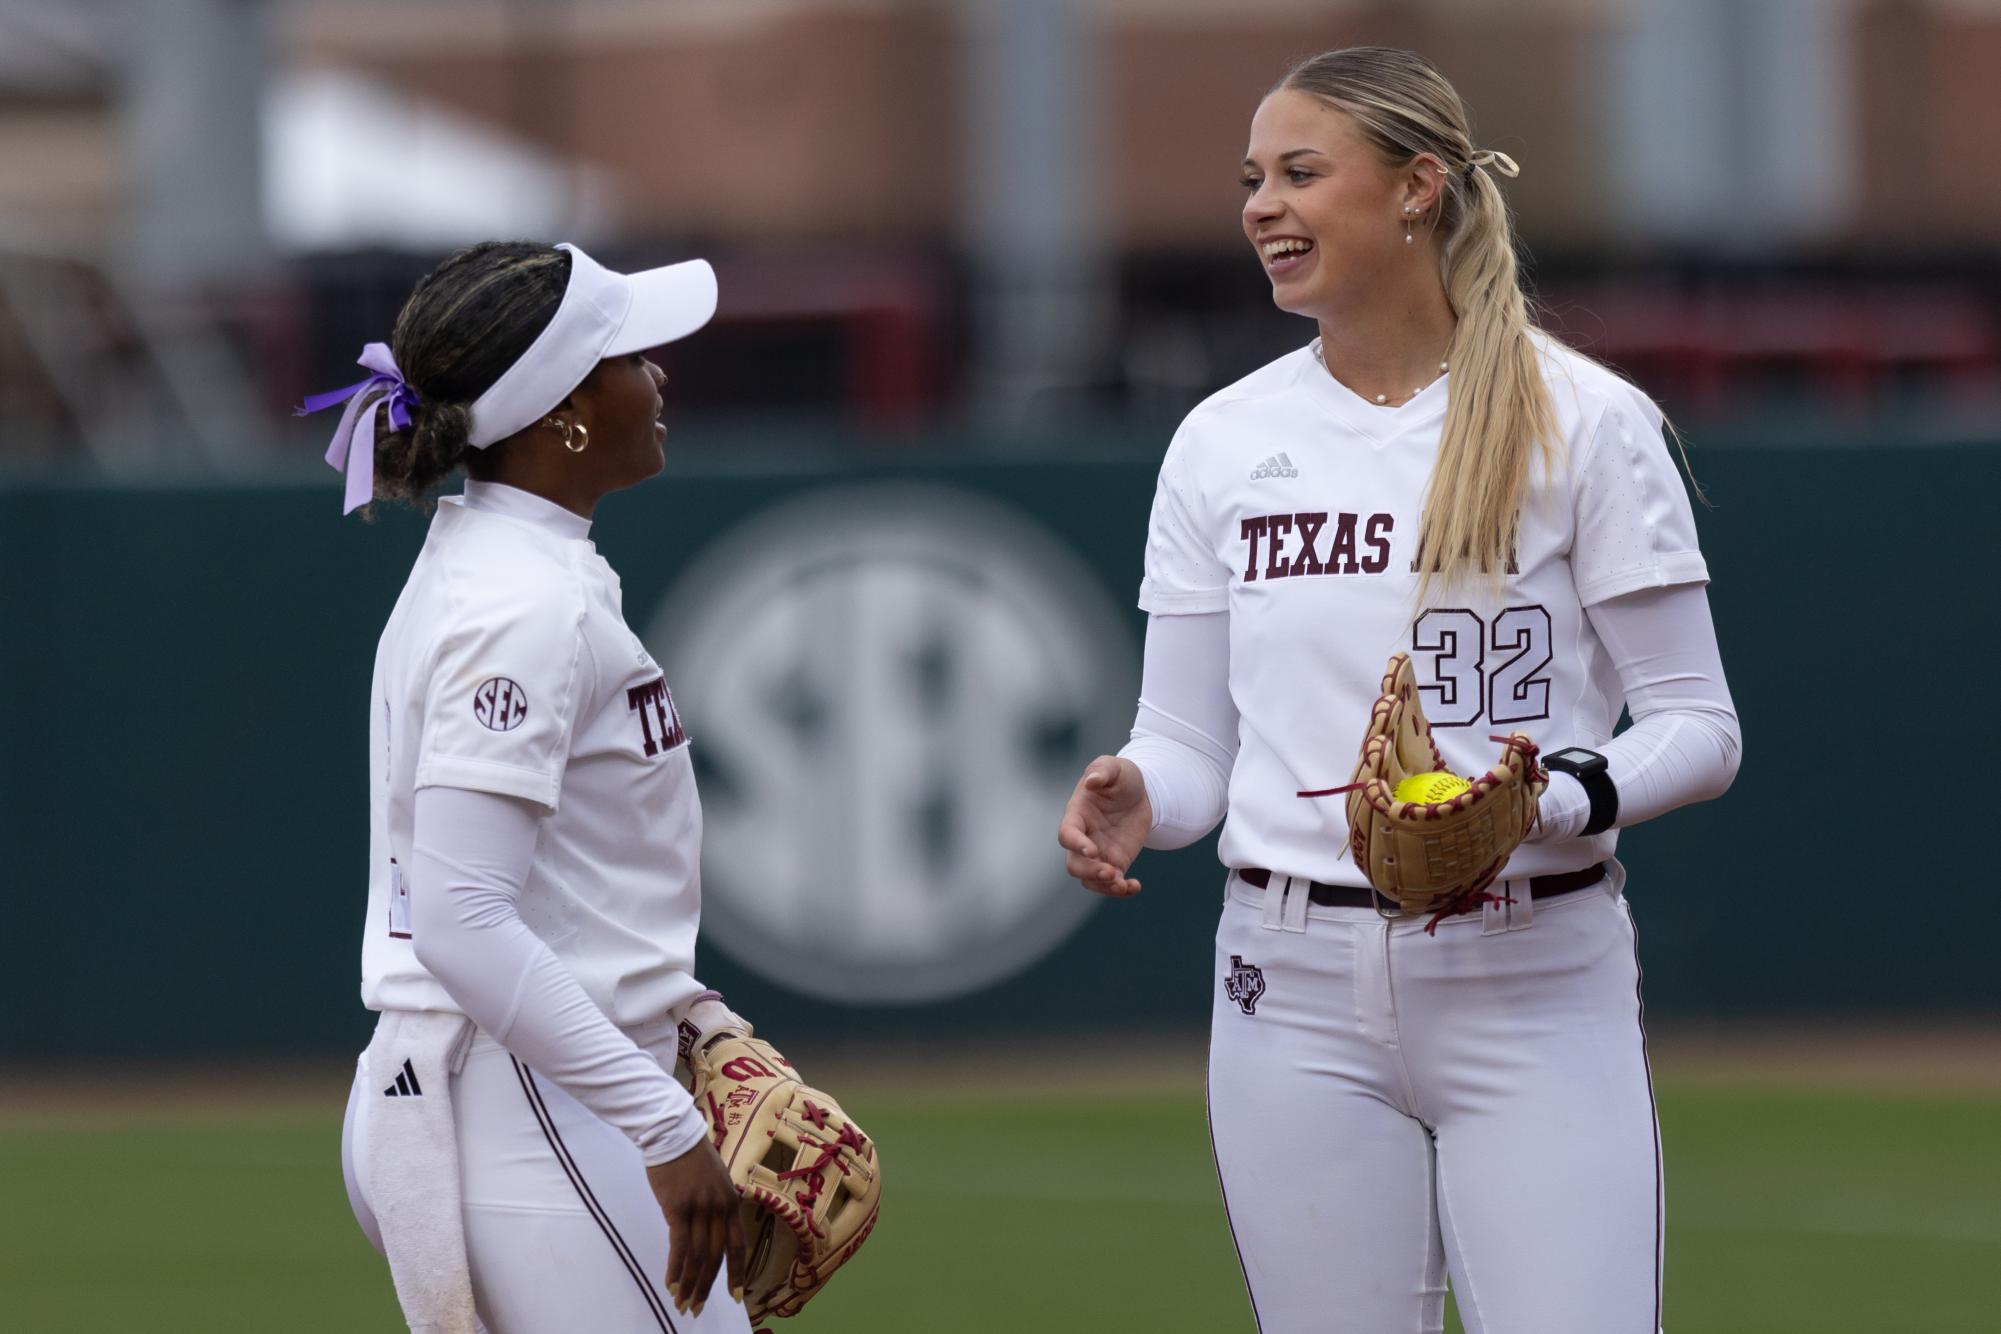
[467,243,717,449]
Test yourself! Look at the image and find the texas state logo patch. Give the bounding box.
[1223,954,1266,1015]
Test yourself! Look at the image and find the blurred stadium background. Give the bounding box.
[2,1,1997,1330]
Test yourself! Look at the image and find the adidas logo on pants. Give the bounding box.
[382,1058,423,1098]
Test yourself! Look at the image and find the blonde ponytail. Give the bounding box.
[1423,157,1556,605]
[1279,48,1557,606]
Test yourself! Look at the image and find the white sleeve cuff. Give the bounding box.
[415,756,562,809]
[638,1099,715,1167]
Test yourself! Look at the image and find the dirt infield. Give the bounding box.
[2,1021,1995,1122]
[1643,1021,2001,1090]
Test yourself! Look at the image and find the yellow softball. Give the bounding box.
[1393,771,1471,804]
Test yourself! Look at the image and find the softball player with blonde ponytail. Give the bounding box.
[1058,48,1741,1333]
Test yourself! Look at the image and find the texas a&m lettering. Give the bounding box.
[626,675,687,756]
[1241,511,1393,581]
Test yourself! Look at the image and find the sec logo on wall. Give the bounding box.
[644,483,1138,1004]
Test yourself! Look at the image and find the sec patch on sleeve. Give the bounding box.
[472,677,529,732]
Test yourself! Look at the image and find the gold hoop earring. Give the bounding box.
[564,422,589,454]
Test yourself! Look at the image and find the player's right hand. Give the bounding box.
[1057,755,1152,897]
[647,1139,747,1317]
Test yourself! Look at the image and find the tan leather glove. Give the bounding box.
[1336,652,1546,926]
[676,1004,881,1324]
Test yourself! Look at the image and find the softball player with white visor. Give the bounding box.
[309,241,755,1333]
[1060,49,1743,1333]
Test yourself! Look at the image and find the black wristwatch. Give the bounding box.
[1544,747,1618,837]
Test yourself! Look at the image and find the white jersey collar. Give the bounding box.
[1300,339,1449,442]
[458,480,593,541]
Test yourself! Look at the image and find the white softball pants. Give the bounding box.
[341,1032,751,1334]
[1206,865,1664,1334]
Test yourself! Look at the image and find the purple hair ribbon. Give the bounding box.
[296,342,420,515]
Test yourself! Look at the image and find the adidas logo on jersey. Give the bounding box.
[382,1057,424,1098]
[1249,453,1299,481]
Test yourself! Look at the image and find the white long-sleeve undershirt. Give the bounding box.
[1118,582,1741,851]
[1118,614,1239,850]
[408,785,710,1167]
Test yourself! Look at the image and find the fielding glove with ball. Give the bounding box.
[675,1000,881,1324]
[1321,652,1546,927]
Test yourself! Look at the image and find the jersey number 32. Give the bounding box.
[1413,605,1552,728]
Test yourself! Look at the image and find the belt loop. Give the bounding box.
[1281,875,1310,933]
[1508,877,1534,931]
[1481,892,1508,936]
[1259,873,1285,932]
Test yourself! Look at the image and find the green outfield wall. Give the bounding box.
[1,435,1993,1059]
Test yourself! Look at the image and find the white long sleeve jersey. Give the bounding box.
[1128,335,1732,885]
[357,481,710,1158]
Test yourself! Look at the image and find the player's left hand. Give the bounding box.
[1057,755,1150,897]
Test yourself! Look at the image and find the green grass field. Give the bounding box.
[2,1064,1995,1332]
